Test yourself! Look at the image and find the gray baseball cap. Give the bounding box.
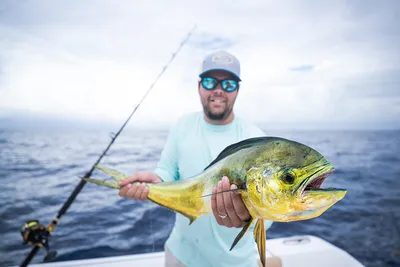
[199,50,241,81]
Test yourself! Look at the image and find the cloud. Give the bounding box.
[289,65,315,72]
[189,33,234,51]
[0,0,399,129]
[0,55,3,77]
[339,69,400,98]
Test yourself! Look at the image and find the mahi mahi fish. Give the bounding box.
[82,136,347,267]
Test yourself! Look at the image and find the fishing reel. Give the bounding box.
[20,220,57,262]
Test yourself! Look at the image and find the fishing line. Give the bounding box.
[19,24,197,267]
[200,188,240,198]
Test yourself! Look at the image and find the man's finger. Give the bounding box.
[211,186,223,225]
[139,185,149,200]
[118,184,132,197]
[132,183,145,199]
[222,177,242,227]
[125,183,140,199]
[119,174,138,186]
[216,181,227,217]
[216,180,233,228]
[231,184,251,222]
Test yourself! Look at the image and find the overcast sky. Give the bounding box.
[0,0,399,129]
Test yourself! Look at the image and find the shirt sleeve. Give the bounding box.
[152,123,180,182]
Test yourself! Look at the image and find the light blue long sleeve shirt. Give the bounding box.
[153,111,273,267]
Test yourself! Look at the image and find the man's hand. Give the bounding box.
[118,171,162,200]
[211,176,251,228]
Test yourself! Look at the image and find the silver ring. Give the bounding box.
[218,213,227,219]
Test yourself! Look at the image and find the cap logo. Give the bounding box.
[212,54,234,65]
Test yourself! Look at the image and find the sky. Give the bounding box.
[0,0,399,129]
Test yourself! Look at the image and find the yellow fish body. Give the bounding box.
[83,136,347,267]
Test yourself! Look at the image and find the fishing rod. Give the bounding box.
[19,24,197,267]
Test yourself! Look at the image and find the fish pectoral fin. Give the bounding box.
[95,165,128,182]
[254,219,266,267]
[230,217,255,251]
[82,177,121,189]
[187,215,198,225]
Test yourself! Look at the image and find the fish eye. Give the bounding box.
[281,173,295,184]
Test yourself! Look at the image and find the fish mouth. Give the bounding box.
[297,164,345,197]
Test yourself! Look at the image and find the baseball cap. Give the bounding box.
[199,50,241,81]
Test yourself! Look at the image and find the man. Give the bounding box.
[118,50,273,267]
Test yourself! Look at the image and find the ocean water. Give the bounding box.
[0,125,399,267]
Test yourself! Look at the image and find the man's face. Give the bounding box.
[198,70,239,121]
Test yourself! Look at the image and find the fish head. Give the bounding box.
[244,137,346,222]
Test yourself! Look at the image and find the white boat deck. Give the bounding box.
[11,235,365,267]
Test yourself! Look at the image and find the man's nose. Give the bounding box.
[214,84,224,94]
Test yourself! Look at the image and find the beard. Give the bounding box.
[203,102,233,121]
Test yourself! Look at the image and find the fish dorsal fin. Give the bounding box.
[204,136,268,170]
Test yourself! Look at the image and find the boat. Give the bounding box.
[10,235,365,267]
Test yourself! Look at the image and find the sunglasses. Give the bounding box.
[200,77,239,92]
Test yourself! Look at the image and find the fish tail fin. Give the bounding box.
[230,217,255,251]
[83,165,129,189]
[95,165,127,182]
[82,177,120,189]
[254,219,266,267]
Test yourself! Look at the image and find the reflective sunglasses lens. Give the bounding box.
[222,80,238,92]
[202,78,217,90]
